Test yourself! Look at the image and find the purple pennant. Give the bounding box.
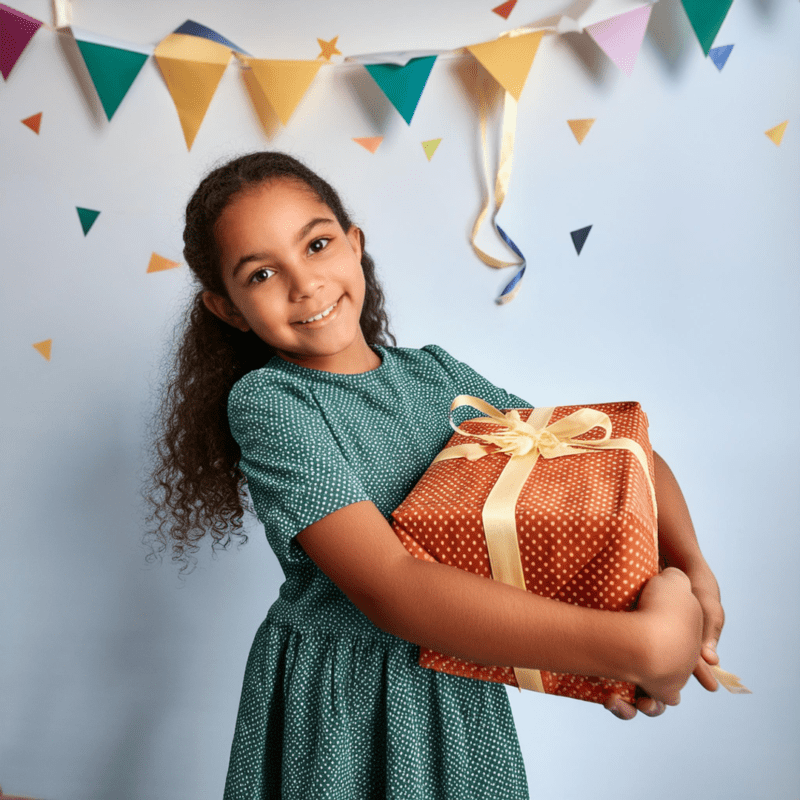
[0,3,44,80]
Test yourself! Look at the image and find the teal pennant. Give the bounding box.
[75,39,149,120]
[364,56,437,125]
[680,0,734,57]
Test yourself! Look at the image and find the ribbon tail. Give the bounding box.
[710,664,752,694]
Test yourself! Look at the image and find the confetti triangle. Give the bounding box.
[492,0,518,20]
[570,225,592,255]
[709,44,733,71]
[585,5,652,77]
[567,118,595,144]
[154,33,232,150]
[33,339,52,360]
[364,56,437,125]
[353,136,383,153]
[421,138,442,161]
[317,35,341,61]
[765,120,788,147]
[172,20,247,54]
[147,253,181,273]
[680,0,734,56]
[74,38,149,121]
[21,111,42,133]
[76,207,100,235]
[466,31,544,102]
[242,58,323,126]
[0,4,44,80]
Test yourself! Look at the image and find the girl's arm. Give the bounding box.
[297,499,703,706]
[605,450,725,719]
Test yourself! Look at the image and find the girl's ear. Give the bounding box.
[202,291,251,332]
[348,225,364,261]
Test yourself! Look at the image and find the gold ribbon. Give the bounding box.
[433,395,658,692]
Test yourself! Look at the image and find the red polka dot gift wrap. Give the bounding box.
[390,398,659,705]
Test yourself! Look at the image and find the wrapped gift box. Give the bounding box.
[391,397,659,705]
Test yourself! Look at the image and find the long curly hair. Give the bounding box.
[143,152,396,575]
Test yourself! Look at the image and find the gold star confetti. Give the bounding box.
[317,36,341,61]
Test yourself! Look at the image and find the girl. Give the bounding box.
[146,151,725,799]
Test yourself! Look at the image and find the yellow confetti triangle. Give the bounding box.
[317,36,341,61]
[567,118,595,144]
[241,58,323,126]
[147,253,181,273]
[353,136,383,153]
[466,30,545,102]
[765,120,788,146]
[421,138,442,161]
[33,339,52,360]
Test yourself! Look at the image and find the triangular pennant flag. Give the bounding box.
[567,118,595,144]
[353,136,383,153]
[708,44,733,71]
[0,3,44,80]
[74,38,148,120]
[421,138,442,161]
[154,33,232,150]
[681,0,734,56]
[466,31,544,102]
[585,5,652,77]
[173,20,248,54]
[364,55,437,124]
[76,207,100,235]
[492,0,517,20]
[765,121,788,147]
[147,253,181,273]
[33,339,52,360]
[241,58,323,126]
[571,225,592,255]
[21,112,42,133]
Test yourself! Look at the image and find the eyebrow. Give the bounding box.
[231,216,336,278]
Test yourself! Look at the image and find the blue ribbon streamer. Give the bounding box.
[495,224,526,305]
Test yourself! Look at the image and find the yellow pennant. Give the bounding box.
[240,57,323,127]
[466,30,544,101]
[147,253,181,273]
[568,118,595,144]
[154,33,232,150]
[33,339,52,360]
[765,120,788,147]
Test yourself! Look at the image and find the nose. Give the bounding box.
[286,259,324,302]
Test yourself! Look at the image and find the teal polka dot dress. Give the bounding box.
[223,344,534,800]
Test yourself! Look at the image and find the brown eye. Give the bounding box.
[249,268,274,284]
[307,237,331,255]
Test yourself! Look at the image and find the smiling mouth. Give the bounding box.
[297,299,339,324]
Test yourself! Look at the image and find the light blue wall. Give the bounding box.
[1,1,797,797]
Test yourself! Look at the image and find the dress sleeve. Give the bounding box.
[421,344,534,414]
[227,371,371,566]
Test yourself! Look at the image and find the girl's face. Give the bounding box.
[203,178,379,374]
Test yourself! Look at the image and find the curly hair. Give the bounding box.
[143,152,396,575]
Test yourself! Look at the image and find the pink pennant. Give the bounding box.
[585,5,652,77]
[0,3,44,80]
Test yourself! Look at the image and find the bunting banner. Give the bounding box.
[2,0,753,302]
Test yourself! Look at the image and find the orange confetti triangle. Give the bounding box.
[492,0,517,19]
[765,120,788,146]
[353,136,383,154]
[21,112,42,134]
[567,118,595,144]
[33,339,52,360]
[147,253,181,273]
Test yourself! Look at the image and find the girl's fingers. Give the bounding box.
[604,695,637,720]
[693,655,719,692]
[636,697,666,717]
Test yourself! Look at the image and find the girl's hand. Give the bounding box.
[624,567,703,706]
[683,558,725,692]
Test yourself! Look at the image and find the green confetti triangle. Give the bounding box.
[76,207,100,235]
[364,56,437,125]
[75,39,148,121]
[680,0,734,56]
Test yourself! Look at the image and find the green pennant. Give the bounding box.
[364,56,437,125]
[75,39,148,121]
[76,207,100,235]
[680,0,734,56]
